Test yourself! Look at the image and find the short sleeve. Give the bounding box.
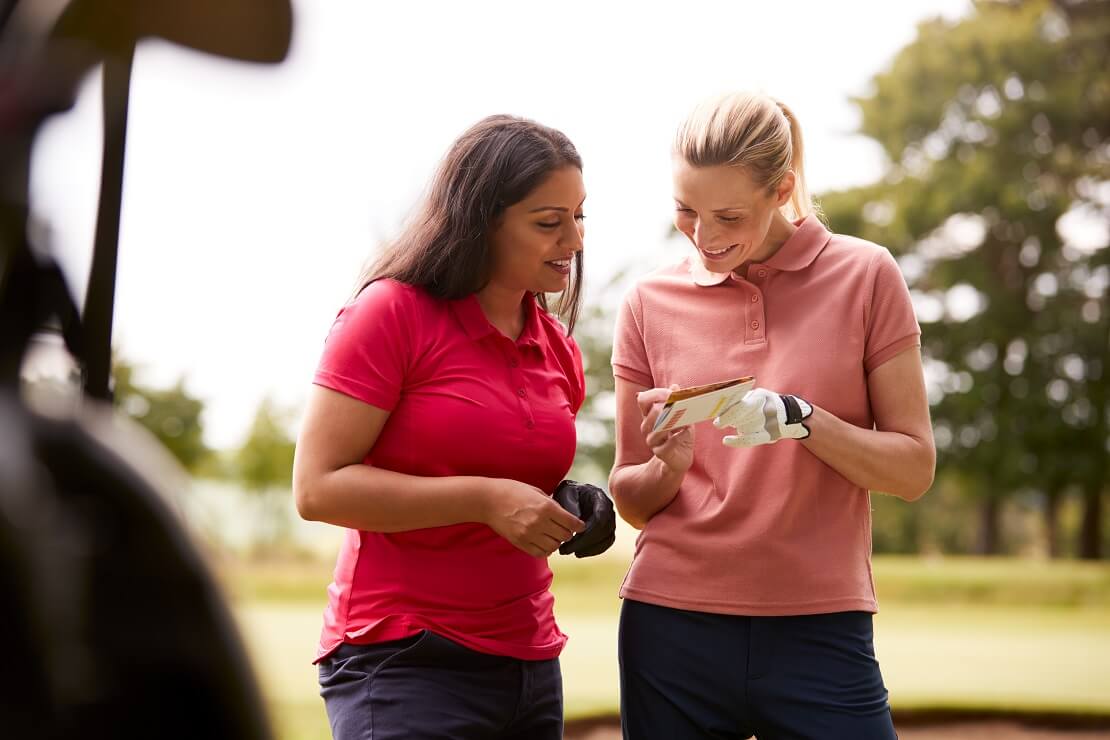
[611,287,653,387]
[863,250,921,374]
[313,279,415,410]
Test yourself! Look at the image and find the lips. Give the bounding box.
[546,256,572,275]
[699,244,738,261]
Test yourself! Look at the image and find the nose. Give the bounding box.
[691,217,716,250]
[562,220,584,253]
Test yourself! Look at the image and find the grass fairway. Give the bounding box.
[226,555,1110,740]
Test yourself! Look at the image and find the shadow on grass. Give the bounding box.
[564,709,1110,738]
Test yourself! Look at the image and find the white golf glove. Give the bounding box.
[713,388,813,448]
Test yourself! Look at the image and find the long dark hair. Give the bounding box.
[358,115,585,333]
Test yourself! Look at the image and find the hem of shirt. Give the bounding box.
[314,625,567,665]
[312,373,397,411]
[612,363,652,387]
[618,585,878,616]
[864,334,920,375]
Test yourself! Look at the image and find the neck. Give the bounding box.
[753,210,799,263]
[476,283,527,340]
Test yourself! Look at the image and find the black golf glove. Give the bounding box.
[552,480,616,558]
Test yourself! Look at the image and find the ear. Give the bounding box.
[773,170,796,208]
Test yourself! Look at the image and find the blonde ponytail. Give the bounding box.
[674,92,818,221]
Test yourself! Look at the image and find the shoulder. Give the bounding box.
[621,259,698,308]
[351,279,447,319]
[815,232,910,294]
[819,232,896,271]
[331,280,451,349]
[354,278,430,306]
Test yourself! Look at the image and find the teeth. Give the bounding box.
[704,245,734,256]
[549,259,571,266]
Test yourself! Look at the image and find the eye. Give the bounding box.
[537,221,560,229]
[718,215,744,224]
[675,208,695,216]
[574,213,586,222]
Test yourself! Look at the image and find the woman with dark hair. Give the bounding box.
[293,115,601,739]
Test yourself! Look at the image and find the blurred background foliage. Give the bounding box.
[95,0,1108,562]
[18,2,1103,736]
[34,0,1101,568]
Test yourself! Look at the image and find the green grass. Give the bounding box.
[872,556,1110,606]
[223,555,1110,740]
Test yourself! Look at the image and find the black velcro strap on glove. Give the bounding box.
[552,480,616,558]
[780,394,807,426]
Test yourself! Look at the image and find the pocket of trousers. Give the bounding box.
[318,631,429,690]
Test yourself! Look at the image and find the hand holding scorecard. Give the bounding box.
[652,376,755,432]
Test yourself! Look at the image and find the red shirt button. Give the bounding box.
[517,388,526,397]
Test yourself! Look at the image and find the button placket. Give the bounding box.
[505,345,535,429]
[742,275,767,345]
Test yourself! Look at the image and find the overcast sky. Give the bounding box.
[30,0,971,448]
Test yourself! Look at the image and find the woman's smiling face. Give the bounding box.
[487,165,586,294]
[672,158,794,274]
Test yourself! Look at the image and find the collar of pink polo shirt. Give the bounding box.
[688,215,833,287]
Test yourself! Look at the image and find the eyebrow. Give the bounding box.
[674,198,750,213]
[528,197,587,214]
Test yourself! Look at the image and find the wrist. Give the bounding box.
[651,452,689,479]
[472,478,499,525]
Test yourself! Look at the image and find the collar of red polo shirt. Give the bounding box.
[448,292,545,350]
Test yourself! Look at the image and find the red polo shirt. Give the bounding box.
[312,279,585,661]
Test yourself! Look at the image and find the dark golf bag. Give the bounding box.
[0,2,293,737]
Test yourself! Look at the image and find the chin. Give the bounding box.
[539,276,570,294]
[699,259,733,273]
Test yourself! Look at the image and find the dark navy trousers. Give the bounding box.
[619,599,897,740]
[318,630,562,740]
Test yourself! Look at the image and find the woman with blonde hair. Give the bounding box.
[609,92,935,738]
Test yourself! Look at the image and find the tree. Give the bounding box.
[824,0,1109,556]
[567,270,634,486]
[112,358,210,474]
[234,397,297,548]
[235,397,297,492]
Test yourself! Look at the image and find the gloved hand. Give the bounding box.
[713,388,813,448]
[552,480,616,558]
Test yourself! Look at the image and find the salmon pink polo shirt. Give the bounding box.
[312,279,585,662]
[612,216,920,616]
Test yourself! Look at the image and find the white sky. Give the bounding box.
[30,0,971,449]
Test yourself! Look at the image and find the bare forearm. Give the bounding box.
[609,456,686,529]
[295,465,491,531]
[801,405,935,501]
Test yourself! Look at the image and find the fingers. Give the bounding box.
[722,429,771,448]
[636,387,673,416]
[528,530,572,559]
[648,424,691,453]
[716,396,761,429]
[548,502,586,535]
